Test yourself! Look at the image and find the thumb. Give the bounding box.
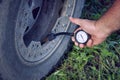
[69,17,96,33]
[69,17,85,26]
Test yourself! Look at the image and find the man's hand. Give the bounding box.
[69,0,120,48]
[69,17,109,48]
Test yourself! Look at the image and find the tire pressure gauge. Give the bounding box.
[47,28,90,44]
[74,30,90,44]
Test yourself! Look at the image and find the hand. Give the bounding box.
[69,17,109,48]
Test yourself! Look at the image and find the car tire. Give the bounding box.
[0,0,84,80]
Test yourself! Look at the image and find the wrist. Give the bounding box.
[95,20,112,38]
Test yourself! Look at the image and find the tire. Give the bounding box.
[0,0,84,80]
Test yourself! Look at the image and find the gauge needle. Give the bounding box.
[80,34,84,41]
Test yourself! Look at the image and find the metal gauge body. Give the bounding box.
[75,30,90,44]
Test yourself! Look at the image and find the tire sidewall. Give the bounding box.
[0,0,85,80]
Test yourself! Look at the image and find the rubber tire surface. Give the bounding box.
[0,0,84,80]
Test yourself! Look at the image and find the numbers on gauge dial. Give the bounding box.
[75,30,88,44]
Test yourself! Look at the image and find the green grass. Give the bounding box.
[46,0,120,80]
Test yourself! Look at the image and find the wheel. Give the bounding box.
[0,0,84,80]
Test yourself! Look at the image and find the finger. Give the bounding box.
[69,17,84,26]
[71,37,75,42]
[75,42,79,46]
[86,39,93,47]
[79,44,84,48]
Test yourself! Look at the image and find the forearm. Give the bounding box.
[96,0,120,35]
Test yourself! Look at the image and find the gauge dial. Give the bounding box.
[75,30,89,44]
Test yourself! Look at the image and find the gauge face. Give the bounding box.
[75,30,89,44]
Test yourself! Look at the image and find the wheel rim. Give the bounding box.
[15,0,76,65]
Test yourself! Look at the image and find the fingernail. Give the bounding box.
[75,42,78,46]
